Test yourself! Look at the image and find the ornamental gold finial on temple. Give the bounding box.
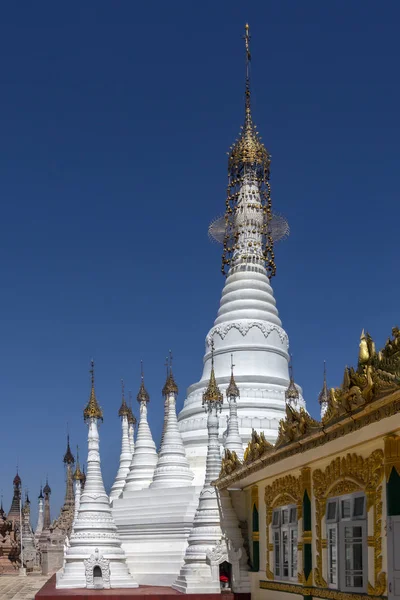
[202,340,223,409]
[83,359,103,422]
[222,24,275,278]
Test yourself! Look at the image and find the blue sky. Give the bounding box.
[1,1,399,523]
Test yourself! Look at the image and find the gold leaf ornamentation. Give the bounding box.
[220,449,242,478]
[243,429,273,464]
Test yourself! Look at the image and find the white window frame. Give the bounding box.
[271,504,298,582]
[325,492,367,593]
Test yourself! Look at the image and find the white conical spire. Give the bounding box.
[57,361,137,589]
[110,381,132,501]
[35,487,44,541]
[122,365,157,495]
[151,367,194,488]
[173,344,224,593]
[127,392,136,455]
[224,356,244,459]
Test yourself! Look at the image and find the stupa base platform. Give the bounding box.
[35,575,252,599]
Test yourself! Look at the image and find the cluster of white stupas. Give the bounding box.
[56,24,322,593]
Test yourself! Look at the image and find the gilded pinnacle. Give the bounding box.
[203,341,223,406]
[285,361,299,403]
[118,379,130,418]
[83,360,103,422]
[162,370,179,397]
[318,361,329,406]
[73,446,84,481]
[63,434,75,465]
[137,363,150,403]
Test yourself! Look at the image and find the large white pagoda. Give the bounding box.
[110,24,307,588]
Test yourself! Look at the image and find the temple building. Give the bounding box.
[215,327,400,600]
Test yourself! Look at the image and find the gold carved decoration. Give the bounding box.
[313,450,385,594]
[264,473,302,581]
[275,404,320,448]
[220,449,242,478]
[384,434,400,480]
[324,328,400,425]
[260,580,386,600]
[243,429,273,464]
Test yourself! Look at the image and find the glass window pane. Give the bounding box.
[327,501,337,521]
[328,527,337,585]
[282,509,289,525]
[272,510,280,528]
[274,531,280,577]
[353,496,365,518]
[282,530,289,577]
[290,507,297,523]
[342,499,351,519]
[343,524,364,590]
[290,527,298,577]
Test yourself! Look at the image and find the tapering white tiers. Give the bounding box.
[122,401,157,494]
[35,492,44,541]
[56,417,137,589]
[224,375,244,459]
[128,422,135,454]
[110,415,132,501]
[73,479,81,526]
[178,265,305,485]
[150,390,194,488]
[173,398,249,593]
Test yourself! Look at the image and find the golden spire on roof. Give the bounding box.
[137,361,150,403]
[118,378,130,418]
[285,356,299,404]
[318,361,329,406]
[226,354,240,399]
[73,446,84,481]
[203,340,223,407]
[83,360,103,422]
[162,350,179,397]
[127,391,137,425]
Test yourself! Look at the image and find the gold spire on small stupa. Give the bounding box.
[162,350,179,397]
[83,360,103,422]
[202,340,223,407]
[127,391,137,425]
[318,361,329,406]
[226,354,240,399]
[73,446,84,481]
[118,379,130,418]
[63,432,75,465]
[285,356,299,404]
[137,361,150,403]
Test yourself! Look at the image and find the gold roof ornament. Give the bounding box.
[137,361,150,403]
[220,449,242,477]
[83,360,103,422]
[73,446,84,481]
[127,391,137,425]
[162,350,179,396]
[243,429,273,464]
[202,340,223,408]
[285,358,299,404]
[318,361,329,406]
[275,404,320,448]
[118,379,130,418]
[226,355,240,399]
[63,433,75,465]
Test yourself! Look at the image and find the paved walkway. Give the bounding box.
[0,575,50,600]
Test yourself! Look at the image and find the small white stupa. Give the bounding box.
[150,365,194,488]
[56,361,137,589]
[121,365,157,495]
[224,356,244,460]
[127,392,136,455]
[34,487,44,541]
[109,381,133,501]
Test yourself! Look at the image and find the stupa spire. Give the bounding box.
[224,355,244,459]
[127,391,136,454]
[57,362,137,589]
[122,362,158,494]
[110,379,134,501]
[285,356,299,407]
[35,484,44,540]
[151,357,194,488]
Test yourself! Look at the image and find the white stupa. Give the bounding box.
[109,381,133,501]
[224,358,245,459]
[178,24,305,484]
[34,487,44,541]
[56,362,137,589]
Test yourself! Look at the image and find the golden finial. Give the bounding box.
[162,349,179,396]
[285,355,299,404]
[202,340,223,407]
[83,359,104,422]
[118,378,130,418]
[73,445,84,481]
[63,432,75,465]
[127,391,137,425]
[226,354,240,399]
[137,361,150,403]
[318,361,329,406]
